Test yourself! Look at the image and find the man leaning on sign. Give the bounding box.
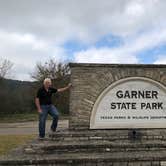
[35,78,72,140]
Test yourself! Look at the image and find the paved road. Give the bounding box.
[0,120,69,135]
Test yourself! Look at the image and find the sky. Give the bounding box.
[0,0,166,81]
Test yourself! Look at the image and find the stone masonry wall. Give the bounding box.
[69,63,166,130]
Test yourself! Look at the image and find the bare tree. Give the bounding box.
[31,59,70,82]
[31,59,71,115]
[0,58,13,79]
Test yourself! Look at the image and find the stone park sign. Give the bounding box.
[69,63,166,130]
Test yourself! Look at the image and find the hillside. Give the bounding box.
[0,76,70,115]
[0,78,37,115]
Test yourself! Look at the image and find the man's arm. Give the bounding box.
[57,83,72,93]
[35,98,42,113]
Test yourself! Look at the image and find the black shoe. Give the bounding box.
[50,128,60,132]
[50,128,56,132]
[38,136,45,141]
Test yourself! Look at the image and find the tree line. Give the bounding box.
[0,58,70,116]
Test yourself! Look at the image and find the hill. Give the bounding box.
[0,76,70,116]
[0,78,36,115]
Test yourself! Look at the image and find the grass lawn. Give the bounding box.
[0,135,35,156]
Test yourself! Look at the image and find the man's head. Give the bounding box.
[43,78,52,88]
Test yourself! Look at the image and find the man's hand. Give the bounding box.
[58,83,72,93]
[35,98,42,113]
[38,108,42,113]
[67,83,72,89]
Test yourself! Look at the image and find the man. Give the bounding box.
[35,78,71,140]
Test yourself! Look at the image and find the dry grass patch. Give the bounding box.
[0,134,35,156]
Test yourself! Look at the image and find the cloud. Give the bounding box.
[74,47,138,64]
[0,0,166,80]
[0,0,166,42]
[154,55,166,64]
[74,28,166,64]
[0,30,66,80]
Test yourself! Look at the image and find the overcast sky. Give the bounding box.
[0,0,166,81]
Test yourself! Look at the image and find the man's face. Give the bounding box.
[45,81,52,88]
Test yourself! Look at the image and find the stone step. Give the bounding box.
[25,139,166,154]
[1,150,166,165]
[48,129,165,141]
[1,129,166,165]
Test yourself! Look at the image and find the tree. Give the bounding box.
[0,58,13,79]
[31,59,71,115]
[31,59,70,82]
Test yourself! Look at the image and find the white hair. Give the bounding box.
[43,78,52,85]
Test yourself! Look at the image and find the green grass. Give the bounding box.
[0,113,69,123]
[0,134,35,156]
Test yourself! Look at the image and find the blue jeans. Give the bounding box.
[39,104,59,138]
